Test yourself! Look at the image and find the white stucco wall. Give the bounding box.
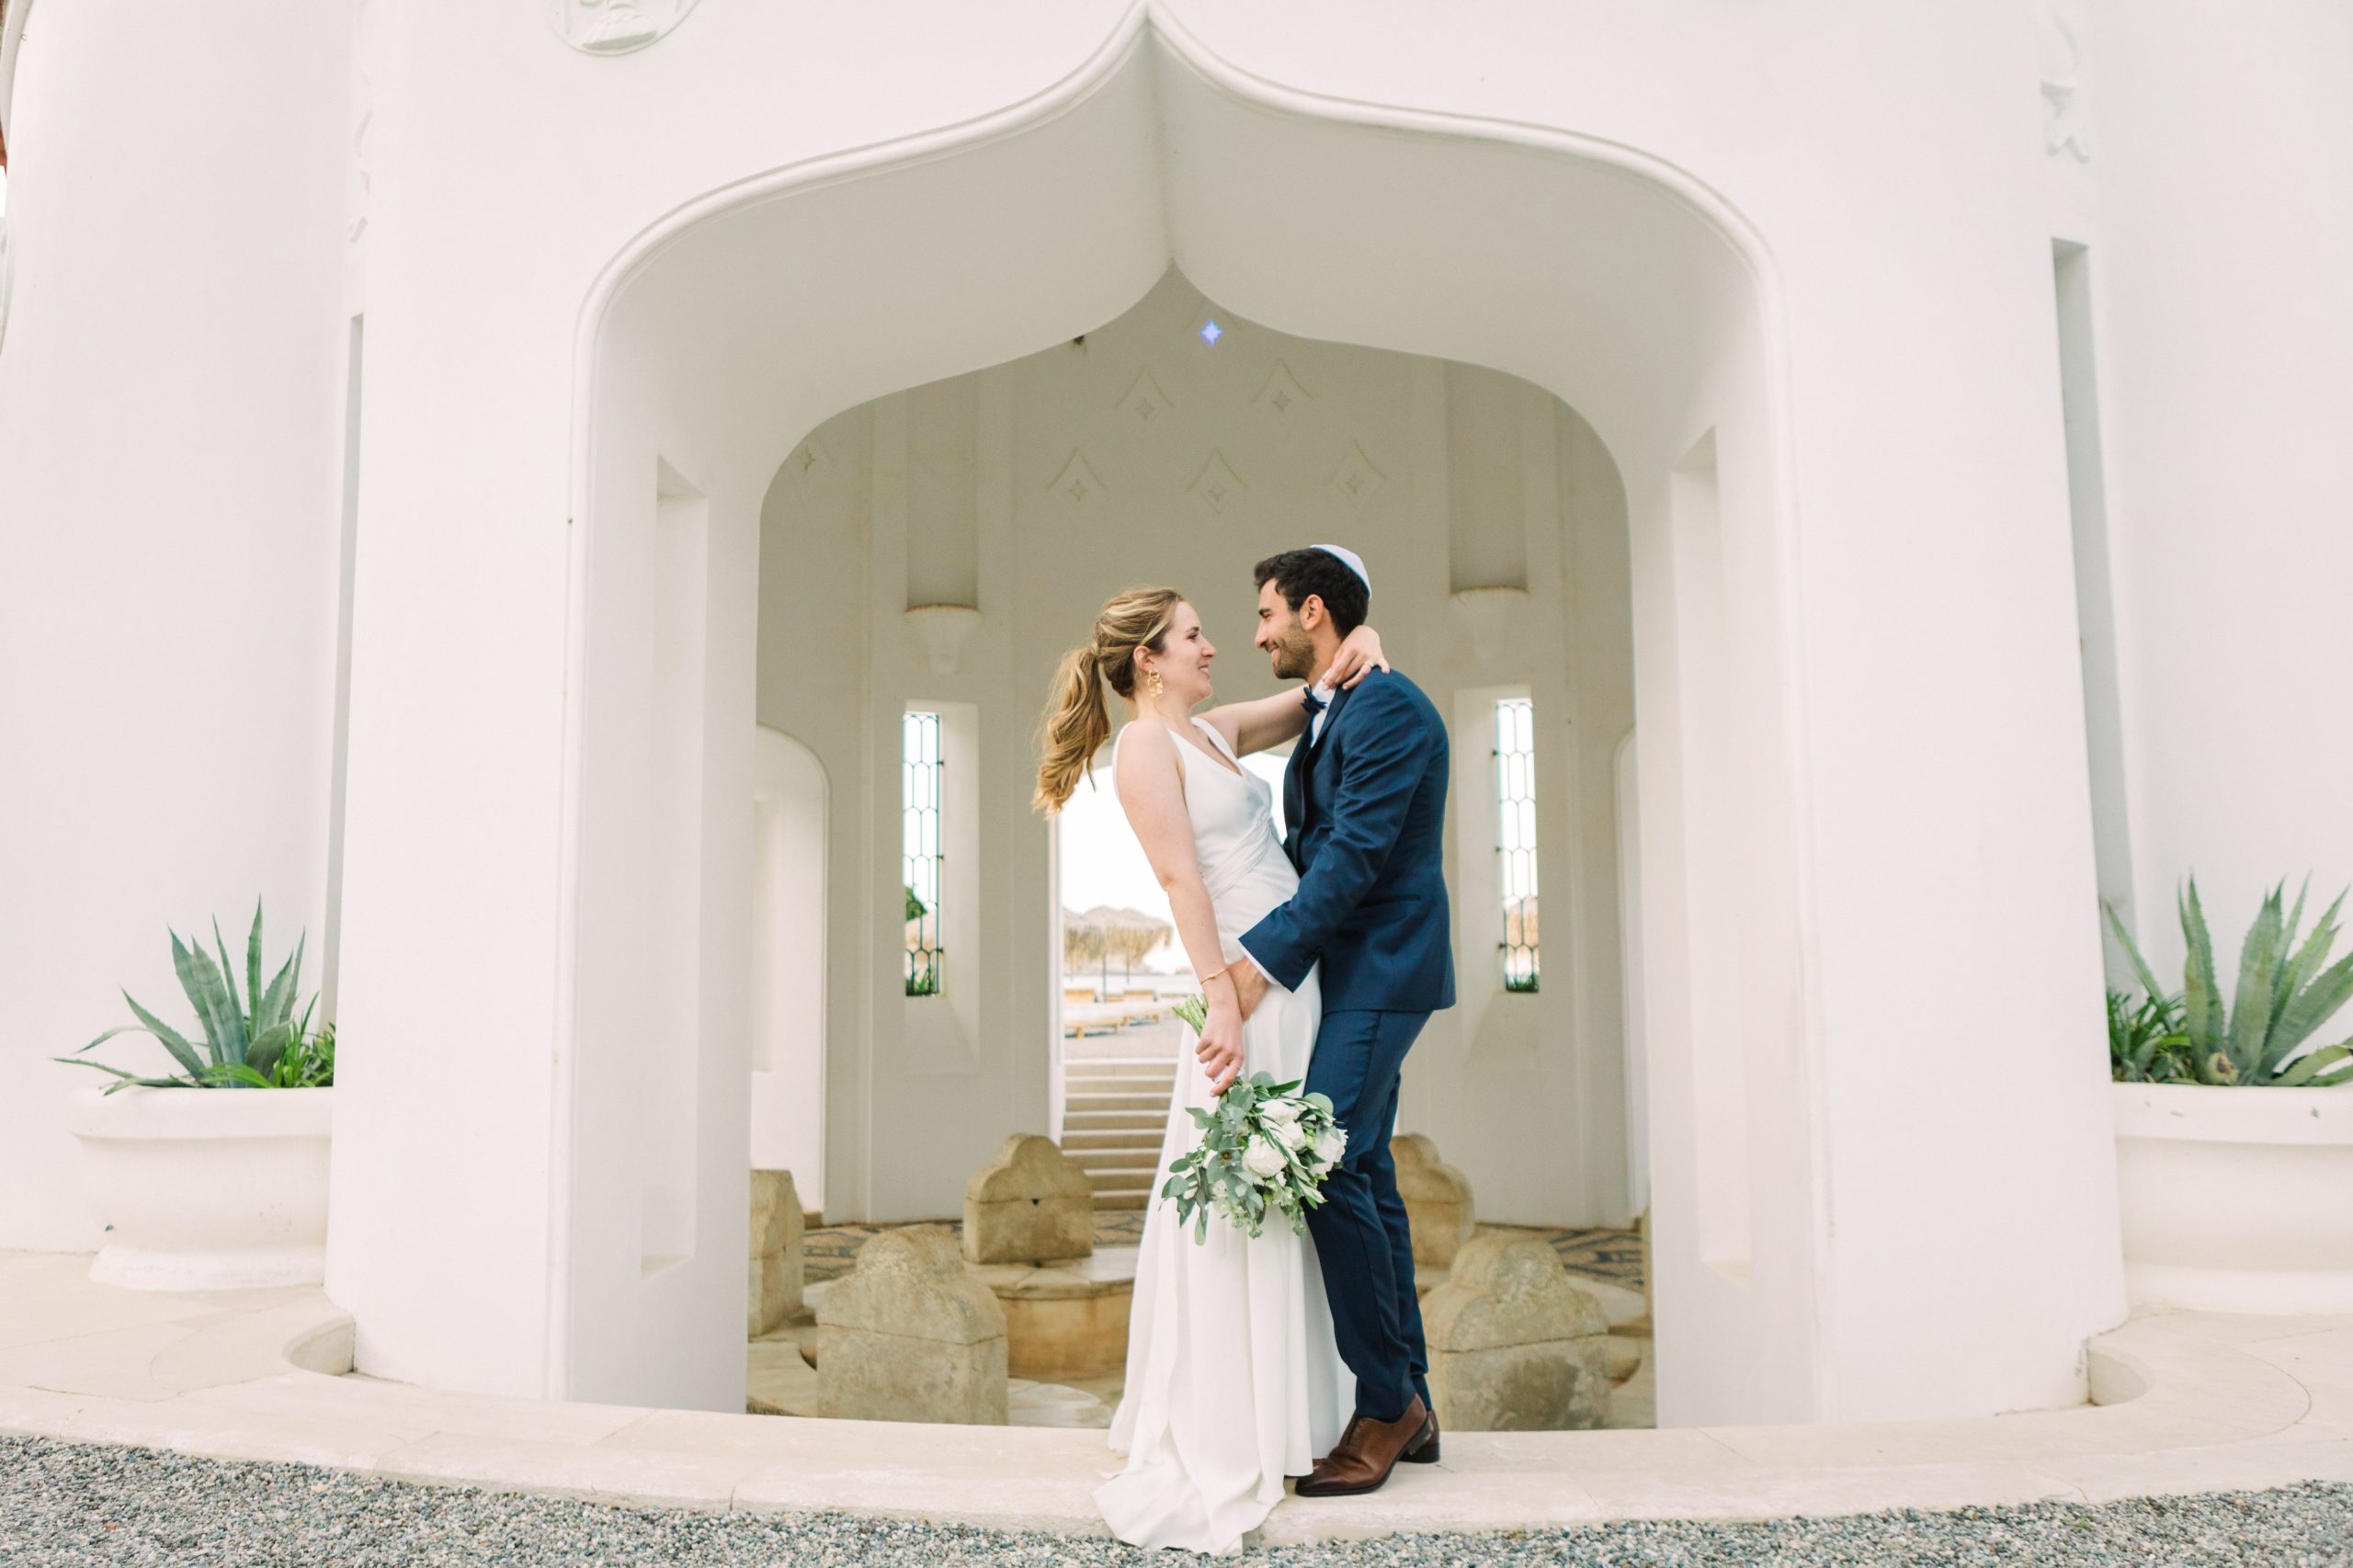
[0,0,2225,1430]
[2087,0,2353,971]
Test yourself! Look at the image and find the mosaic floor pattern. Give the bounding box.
[804,1213,1643,1292]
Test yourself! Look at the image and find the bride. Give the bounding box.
[1033,585,1388,1556]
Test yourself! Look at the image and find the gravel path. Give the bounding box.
[3,1435,2348,1566]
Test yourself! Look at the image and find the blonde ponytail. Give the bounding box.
[1033,585,1184,813]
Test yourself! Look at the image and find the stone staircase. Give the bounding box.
[1060,1058,1176,1211]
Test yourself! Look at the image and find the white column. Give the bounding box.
[0,1,351,1249]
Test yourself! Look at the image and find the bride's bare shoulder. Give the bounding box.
[1113,721,1185,802]
[1113,720,1176,765]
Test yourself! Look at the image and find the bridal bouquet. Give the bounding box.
[1165,994,1347,1241]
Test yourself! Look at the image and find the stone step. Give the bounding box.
[1086,1167,1156,1189]
[1072,1152,1160,1175]
[1094,1191,1149,1211]
[1058,1130,1163,1151]
[1065,1074,1173,1096]
[1065,1093,1167,1114]
[1063,1060,1179,1078]
[1063,1110,1165,1132]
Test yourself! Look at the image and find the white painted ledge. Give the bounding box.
[3,1250,2349,1542]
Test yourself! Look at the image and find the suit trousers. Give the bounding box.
[1301,1007,1431,1424]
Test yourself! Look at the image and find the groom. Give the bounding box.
[1227,544,1454,1498]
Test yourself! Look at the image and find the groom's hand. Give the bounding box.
[1230,961,1269,1020]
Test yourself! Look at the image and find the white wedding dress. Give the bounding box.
[1097,718,1354,1556]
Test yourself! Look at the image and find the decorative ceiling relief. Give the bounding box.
[786,433,835,498]
[1253,359,1313,432]
[1328,440,1385,509]
[546,0,701,55]
[1188,451,1248,518]
[2038,6,2092,163]
[1047,450,1106,507]
[1115,368,1174,429]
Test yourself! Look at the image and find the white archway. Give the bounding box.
[551,17,1818,1424]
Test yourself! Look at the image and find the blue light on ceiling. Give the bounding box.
[1198,319,1224,347]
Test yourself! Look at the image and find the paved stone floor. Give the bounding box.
[8,1250,2353,1551]
[5,1434,2349,1566]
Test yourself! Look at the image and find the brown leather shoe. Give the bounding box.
[1295,1397,1429,1497]
[1400,1407,1440,1464]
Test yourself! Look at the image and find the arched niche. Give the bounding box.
[550,18,1816,1425]
[750,725,826,1212]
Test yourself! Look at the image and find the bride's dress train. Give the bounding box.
[1096,718,1353,1556]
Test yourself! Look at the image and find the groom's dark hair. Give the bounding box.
[1254,548,1368,636]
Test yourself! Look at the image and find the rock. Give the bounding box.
[967,1250,1134,1381]
[963,1134,1094,1266]
[1392,1132,1475,1272]
[816,1226,1007,1425]
[1604,1330,1645,1385]
[747,1170,805,1337]
[1423,1230,1611,1431]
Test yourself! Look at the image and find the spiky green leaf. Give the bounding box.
[244,1022,295,1084]
[244,903,266,1040]
[2268,950,2353,1071]
[2102,903,2167,1006]
[171,932,237,1060]
[2179,881,2224,1052]
[53,1057,200,1093]
[211,918,252,1062]
[200,1062,275,1089]
[118,992,211,1078]
[2270,1042,2351,1088]
[254,933,305,1034]
[2227,885,2286,1076]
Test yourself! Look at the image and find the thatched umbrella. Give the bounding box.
[1064,904,1171,996]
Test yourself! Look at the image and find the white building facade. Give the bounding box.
[2,0,2346,1429]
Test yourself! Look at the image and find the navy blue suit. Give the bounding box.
[1241,668,1453,1422]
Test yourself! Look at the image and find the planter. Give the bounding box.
[64,1085,332,1290]
[2113,1082,2353,1312]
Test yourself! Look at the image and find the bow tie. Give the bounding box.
[1301,683,1331,713]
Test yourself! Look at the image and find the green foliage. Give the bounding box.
[904,884,929,922]
[1160,1072,1343,1240]
[2102,880,2353,1088]
[2105,988,2194,1084]
[904,965,939,997]
[1505,974,1540,994]
[59,903,333,1093]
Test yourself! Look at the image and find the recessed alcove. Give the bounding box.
[541,20,1815,1426]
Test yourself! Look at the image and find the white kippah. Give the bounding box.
[1312,543,1370,591]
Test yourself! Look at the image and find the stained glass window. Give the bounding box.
[1495,698,1540,993]
[903,710,943,996]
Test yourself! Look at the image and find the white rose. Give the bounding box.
[1313,1128,1347,1166]
[1261,1098,1303,1127]
[1269,1117,1310,1152]
[1242,1137,1289,1184]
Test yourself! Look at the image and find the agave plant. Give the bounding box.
[60,903,331,1092]
[2105,987,2194,1084]
[2102,880,2353,1088]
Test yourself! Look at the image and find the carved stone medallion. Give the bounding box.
[547,0,700,56]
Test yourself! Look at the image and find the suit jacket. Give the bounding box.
[1241,668,1456,1014]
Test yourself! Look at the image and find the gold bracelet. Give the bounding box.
[1200,964,1233,986]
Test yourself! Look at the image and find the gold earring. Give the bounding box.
[1147,669,1165,699]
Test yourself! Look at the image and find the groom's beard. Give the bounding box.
[1268,628,1317,682]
